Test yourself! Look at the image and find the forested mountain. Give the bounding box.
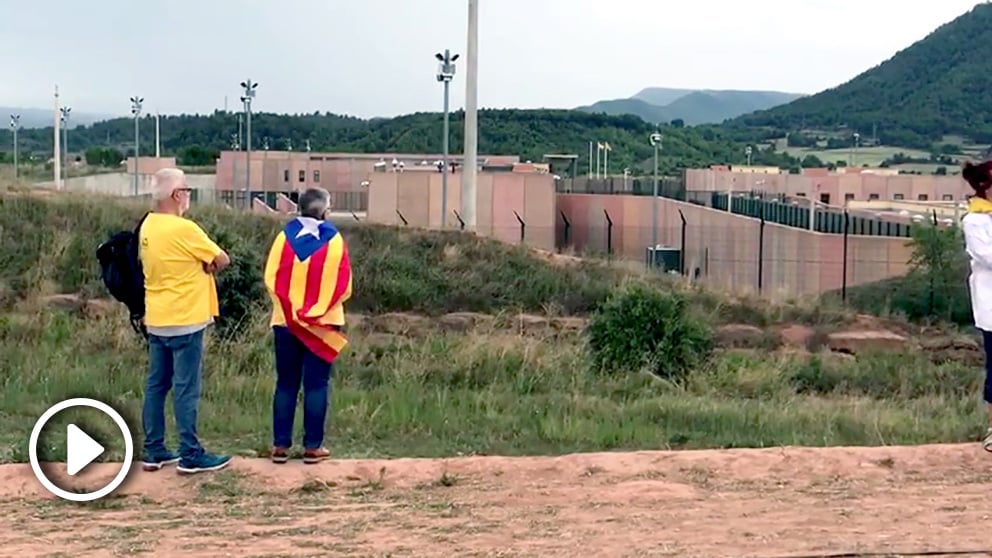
[726,2,992,149]
[0,108,796,175]
[578,88,804,125]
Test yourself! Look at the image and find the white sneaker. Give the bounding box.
[983,428,992,453]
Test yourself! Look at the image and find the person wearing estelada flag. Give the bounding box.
[961,160,992,452]
[263,187,352,465]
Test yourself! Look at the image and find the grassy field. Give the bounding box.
[0,188,986,465]
[780,145,933,167]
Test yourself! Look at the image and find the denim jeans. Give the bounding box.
[982,329,992,404]
[142,329,206,460]
[272,326,334,450]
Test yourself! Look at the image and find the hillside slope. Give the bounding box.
[727,3,992,148]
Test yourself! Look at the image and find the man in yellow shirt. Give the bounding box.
[139,168,232,475]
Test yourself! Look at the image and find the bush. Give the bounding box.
[841,221,971,325]
[585,283,713,379]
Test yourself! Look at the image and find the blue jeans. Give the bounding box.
[982,329,992,404]
[272,326,334,450]
[142,329,206,460]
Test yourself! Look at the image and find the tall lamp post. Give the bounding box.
[649,132,663,255]
[436,49,459,228]
[240,79,258,211]
[851,132,860,168]
[9,114,20,180]
[462,0,479,231]
[130,96,143,196]
[59,106,71,186]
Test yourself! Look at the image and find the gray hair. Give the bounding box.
[151,168,186,200]
[298,187,331,219]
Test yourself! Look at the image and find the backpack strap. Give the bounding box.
[135,210,151,232]
[131,210,152,343]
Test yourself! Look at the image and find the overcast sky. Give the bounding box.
[0,0,982,119]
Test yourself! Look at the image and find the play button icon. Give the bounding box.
[66,423,106,476]
[29,398,134,502]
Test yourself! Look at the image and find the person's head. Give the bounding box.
[962,161,992,199]
[298,187,331,220]
[150,168,192,215]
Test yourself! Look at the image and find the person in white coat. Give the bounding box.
[961,160,992,451]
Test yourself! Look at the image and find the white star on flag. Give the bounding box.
[296,217,322,239]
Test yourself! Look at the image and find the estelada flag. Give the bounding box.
[263,217,353,363]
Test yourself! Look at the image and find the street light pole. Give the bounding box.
[436,49,459,228]
[650,132,663,255]
[9,115,20,180]
[60,107,71,186]
[852,132,860,168]
[130,96,143,196]
[462,0,479,231]
[53,86,61,190]
[240,79,258,211]
[155,111,161,158]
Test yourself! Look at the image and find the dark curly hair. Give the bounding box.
[962,160,992,195]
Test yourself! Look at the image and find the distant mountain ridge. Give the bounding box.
[576,87,806,126]
[2,107,119,130]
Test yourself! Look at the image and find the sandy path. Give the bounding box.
[2,443,992,557]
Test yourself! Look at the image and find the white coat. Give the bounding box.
[963,211,992,331]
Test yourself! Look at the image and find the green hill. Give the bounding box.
[0,109,773,176]
[726,2,992,150]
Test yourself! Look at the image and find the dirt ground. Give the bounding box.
[2,443,992,558]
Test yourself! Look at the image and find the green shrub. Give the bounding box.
[585,283,713,379]
[839,221,972,326]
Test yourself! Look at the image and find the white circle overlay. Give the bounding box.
[28,397,134,502]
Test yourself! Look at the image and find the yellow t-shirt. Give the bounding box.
[139,213,222,328]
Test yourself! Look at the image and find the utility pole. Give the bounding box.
[650,132,662,255]
[852,132,860,168]
[436,48,459,228]
[462,0,479,231]
[240,79,258,211]
[588,141,593,178]
[53,86,61,190]
[59,107,71,186]
[9,115,20,180]
[155,112,161,157]
[130,96,143,196]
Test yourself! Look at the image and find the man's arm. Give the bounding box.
[181,222,230,273]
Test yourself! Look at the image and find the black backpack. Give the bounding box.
[96,212,151,338]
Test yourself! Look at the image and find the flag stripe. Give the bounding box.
[329,241,351,313]
[301,241,329,316]
[288,246,309,316]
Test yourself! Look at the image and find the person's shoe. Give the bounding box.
[270,446,290,464]
[983,428,992,453]
[303,447,330,464]
[141,450,180,472]
[177,452,232,475]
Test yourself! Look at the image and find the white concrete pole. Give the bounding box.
[462,0,479,230]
